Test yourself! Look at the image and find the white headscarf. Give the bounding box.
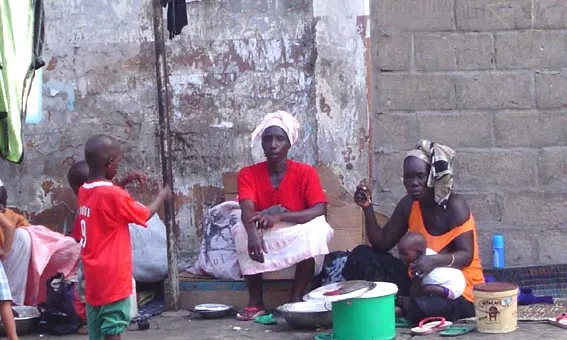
[250,111,300,148]
[0,180,3,187]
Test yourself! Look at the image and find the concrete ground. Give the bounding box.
[19,314,567,340]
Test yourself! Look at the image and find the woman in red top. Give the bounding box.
[234,111,334,321]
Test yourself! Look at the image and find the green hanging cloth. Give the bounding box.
[0,0,44,163]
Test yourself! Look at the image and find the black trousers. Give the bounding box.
[342,245,475,325]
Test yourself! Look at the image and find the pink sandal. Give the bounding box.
[411,317,452,335]
[548,313,567,329]
[236,306,266,321]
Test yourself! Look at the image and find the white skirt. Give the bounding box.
[232,216,334,279]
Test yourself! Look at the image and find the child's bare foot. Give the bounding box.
[395,306,404,317]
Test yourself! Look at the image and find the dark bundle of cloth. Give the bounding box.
[161,0,188,39]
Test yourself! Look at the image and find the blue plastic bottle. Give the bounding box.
[493,234,505,268]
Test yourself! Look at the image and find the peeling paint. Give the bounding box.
[44,80,75,111]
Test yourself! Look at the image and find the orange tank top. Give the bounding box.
[408,201,485,302]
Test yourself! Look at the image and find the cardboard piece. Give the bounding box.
[316,164,364,252]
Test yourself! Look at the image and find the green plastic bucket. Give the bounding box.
[331,282,398,340]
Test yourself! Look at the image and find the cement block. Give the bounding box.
[502,191,567,227]
[378,74,456,110]
[495,31,567,70]
[455,0,532,31]
[415,33,494,71]
[457,191,503,222]
[536,71,567,108]
[538,147,567,188]
[494,110,567,148]
[476,226,540,267]
[374,0,455,31]
[375,152,406,195]
[373,113,418,151]
[376,34,411,71]
[455,72,533,109]
[533,0,567,29]
[455,150,536,190]
[417,111,493,148]
[539,229,567,264]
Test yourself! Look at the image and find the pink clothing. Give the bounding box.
[24,226,80,306]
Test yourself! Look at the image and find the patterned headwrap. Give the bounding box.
[250,111,300,148]
[405,140,456,208]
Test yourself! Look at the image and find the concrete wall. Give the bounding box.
[0,1,160,234]
[169,0,371,257]
[371,0,567,267]
[0,0,371,261]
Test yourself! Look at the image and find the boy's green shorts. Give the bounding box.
[86,297,131,340]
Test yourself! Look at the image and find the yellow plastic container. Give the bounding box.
[473,282,519,333]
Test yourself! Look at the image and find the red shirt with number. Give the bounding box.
[237,160,328,211]
[75,181,149,306]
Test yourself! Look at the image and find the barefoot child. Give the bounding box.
[77,135,171,340]
[0,212,19,340]
[396,232,466,316]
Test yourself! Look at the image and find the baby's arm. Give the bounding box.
[0,213,15,259]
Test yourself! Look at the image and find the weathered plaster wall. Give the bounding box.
[371,0,567,267]
[0,0,160,234]
[169,0,371,256]
[1,0,371,260]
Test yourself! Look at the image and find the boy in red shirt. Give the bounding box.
[76,135,171,340]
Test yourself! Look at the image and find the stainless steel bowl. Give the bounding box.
[194,304,233,319]
[0,306,40,336]
[277,302,333,330]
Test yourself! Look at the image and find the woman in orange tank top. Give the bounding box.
[342,140,485,325]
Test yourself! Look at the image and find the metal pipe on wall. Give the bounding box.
[152,0,179,311]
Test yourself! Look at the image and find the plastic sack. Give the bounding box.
[187,201,242,280]
[129,214,168,282]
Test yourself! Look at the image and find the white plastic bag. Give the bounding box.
[129,214,168,282]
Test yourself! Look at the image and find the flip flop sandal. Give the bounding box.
[439,325,476,337]
[236,307,266,321]
[314,332,335,340]
[548,313,567,329]
[411,317,452,335]
[255,313,277,325]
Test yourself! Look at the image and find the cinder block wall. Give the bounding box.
[371,0,567,267]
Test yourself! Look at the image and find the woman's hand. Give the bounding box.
[249,213,281,230]
[354,185,372,208]
[247,229,267,263]
[410,254,440,278]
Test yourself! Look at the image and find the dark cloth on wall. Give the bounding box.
[161,0,188,39]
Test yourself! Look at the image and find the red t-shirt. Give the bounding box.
[237,160,327,211]
[75,181,150,306]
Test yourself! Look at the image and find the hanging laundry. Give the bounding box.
[0,0,45,163]
[161,0,188,39]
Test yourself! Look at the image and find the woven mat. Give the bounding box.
[460,299,567,323]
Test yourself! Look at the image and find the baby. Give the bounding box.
[398,232,465,301]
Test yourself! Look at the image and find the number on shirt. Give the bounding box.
[80,219,87,248]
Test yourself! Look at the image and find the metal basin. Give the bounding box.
[277,301,332,330]
[194,304,232,319]
[0,306,40,336]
